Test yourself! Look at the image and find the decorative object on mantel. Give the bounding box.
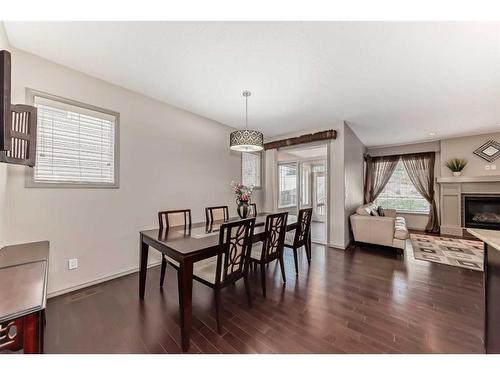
[229,91,263,152]
[231,181,254,218]
[473,140,500,163]
[410,233,484,271]
[0,50,38,167]
[264,129,337,150]
[445,157,467,177]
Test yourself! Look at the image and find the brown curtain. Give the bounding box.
[364,155,400,203]
[401,152,440,233]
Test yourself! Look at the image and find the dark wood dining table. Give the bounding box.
[139,212,299,352]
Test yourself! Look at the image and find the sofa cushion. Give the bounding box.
[394,216,409,240]
[356,203,378,216]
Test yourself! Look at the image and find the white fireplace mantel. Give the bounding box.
[437,175,500,184]
[437,175,500,236]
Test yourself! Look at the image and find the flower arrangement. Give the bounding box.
[445,158,467,176]
[231,181,254,203]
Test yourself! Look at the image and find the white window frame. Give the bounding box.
[241,151,262,189]
[25,89,120,189]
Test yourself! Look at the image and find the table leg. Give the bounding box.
[139,237,149,300]
[23,312,41,354]
[177,259,193,352]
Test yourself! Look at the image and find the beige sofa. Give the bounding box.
[350,203,409,254]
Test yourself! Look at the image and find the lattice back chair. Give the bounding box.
[157,209,192,287]
[249,203,257,217]
[284,208,313,274]
[250,212,288,296]
[192,218,255,333]
[205,206,229,223]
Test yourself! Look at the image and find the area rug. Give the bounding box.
[410,233,484,271]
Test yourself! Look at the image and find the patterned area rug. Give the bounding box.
[410,233,484,271]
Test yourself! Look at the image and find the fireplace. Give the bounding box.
[463,195,500,230]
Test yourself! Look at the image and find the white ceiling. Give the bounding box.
[4,21,500,147]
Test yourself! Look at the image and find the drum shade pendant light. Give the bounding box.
[230,91,264,152]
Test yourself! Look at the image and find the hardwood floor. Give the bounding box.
[44,240,484,354]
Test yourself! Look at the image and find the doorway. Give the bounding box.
[277,145,328,244]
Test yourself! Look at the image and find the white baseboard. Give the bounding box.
[328,242,346,250]
[47,261,162,298]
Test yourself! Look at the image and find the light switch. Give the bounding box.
[485,165,491,170]
[68,258,78,270]
[492,164,497,170]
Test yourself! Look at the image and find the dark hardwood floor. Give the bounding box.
[44,240,484,354]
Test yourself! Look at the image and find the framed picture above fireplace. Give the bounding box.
[473,140,500,163]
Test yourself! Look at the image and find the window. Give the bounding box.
[241,152,261,188]
[278,163,297,208]
[375,160,430,213]
[27,90,119,188]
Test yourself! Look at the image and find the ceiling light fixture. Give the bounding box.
[229,91,264,152]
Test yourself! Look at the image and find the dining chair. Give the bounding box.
[249,203,257,217]
[205,205,229,223]
[284,208,313,274]
[158,209,191,287]
[192,217,255,333]
[250,212,288,297]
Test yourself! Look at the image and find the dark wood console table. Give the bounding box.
[0,241,49,354]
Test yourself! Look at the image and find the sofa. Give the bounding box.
[350,202,409,254]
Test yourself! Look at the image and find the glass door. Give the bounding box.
[312,163,327,222]
[300,162,312,210]
[278,163,298,215]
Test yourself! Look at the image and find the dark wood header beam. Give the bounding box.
[264,129,337,150]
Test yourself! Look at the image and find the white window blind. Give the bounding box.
[242,152,261,188]
[31,93,118,187]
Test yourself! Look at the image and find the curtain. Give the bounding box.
[364,155,400,203]
[363,155,372,204]
[401,152,440,233]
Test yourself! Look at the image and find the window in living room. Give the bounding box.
[375,160,430,213]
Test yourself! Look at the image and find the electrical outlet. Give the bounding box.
[492,164,497,170]
[485,165,491,170]
[68,258,78,270]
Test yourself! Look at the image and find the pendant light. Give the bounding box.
[229,91,264,152]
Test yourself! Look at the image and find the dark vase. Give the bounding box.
[237,200,250,219]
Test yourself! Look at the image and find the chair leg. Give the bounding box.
[293,248,299,274]
[160,255,167,287]
[305,240,311,266]
[243,275,253,308]
[278,255,286,284]
[260,263,267,297]
[214,288,222,334]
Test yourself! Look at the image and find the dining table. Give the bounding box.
[138,212,304,352]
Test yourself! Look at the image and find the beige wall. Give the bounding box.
[3,47,259,296]
[440,132,500,177]
[367,141,440,157]
[343,122,365,247]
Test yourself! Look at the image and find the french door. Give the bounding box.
[278,160,325,218]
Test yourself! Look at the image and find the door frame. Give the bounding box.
[276,142,329,245]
